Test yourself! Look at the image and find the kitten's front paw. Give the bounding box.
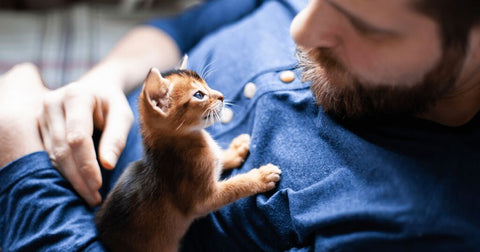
[251,163,281,192]
[223,134,251,169]
[230,134,250,158]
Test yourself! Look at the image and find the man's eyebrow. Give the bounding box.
[326,0,398,35]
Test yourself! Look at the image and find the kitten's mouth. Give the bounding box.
[202,105,223,124]
[203,111,219,121]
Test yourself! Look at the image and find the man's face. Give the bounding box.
[290,0,466,119]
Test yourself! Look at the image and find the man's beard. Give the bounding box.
[297,46,465,120]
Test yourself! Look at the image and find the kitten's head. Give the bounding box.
[139,67,224,135]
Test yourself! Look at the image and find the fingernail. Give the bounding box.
[92,192,102,205]
[103,152,118,169]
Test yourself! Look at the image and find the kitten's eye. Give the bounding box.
[193,91,205,100]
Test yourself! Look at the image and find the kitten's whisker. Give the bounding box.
[203,66,217,79]
[200,60,217,79]
[223,102,239,109]
[176,120,185,131]
[201,108,211,118]
[200,62,209,79]
[211,106,219,124]
[215,110,221,122]
[207,111,214,125]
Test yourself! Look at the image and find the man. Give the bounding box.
[0,0,479,250]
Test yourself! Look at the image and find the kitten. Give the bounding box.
[95,61,281,251]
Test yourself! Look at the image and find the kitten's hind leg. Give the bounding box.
[195,164,281,216]
[222,134,251,170]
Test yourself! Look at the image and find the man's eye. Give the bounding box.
[193,91,205,100]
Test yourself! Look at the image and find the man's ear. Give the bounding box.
[178,54,188,70]
[143,68,170,116]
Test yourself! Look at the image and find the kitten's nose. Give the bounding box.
[212,90,224,102]
[213,91,224,102]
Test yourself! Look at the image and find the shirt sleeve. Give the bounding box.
[146,0,269,53]
[0,151,105,251]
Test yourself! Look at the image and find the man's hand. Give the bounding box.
[38,73,134,206]
[37,26,181,206]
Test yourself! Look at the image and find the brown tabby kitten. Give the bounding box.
[95,64,282,251]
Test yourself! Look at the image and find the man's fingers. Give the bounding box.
[64,89,102,192]
[38,83,131,206]
[53,145,101,206]
[42,90,71,169]
[99,97,134,169]
[66,131,102,194]
[41,91,101,206]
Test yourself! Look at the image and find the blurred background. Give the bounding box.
[0,0,197,89]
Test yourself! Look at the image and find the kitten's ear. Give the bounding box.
[178,54,188,70]
[143,67,170,116]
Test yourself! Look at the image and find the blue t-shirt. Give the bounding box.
[1,0,479,251]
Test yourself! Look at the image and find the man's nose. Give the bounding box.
[290,1,340,49]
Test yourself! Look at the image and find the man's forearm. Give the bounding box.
[81,25,181,94]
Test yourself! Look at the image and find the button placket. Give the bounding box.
[280,70,296,83]
[221,107,234,124]
[243,82,257,98]
[220,69,302,126]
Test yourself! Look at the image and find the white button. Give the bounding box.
[221,108,234,124]
[280,70,295,83]
[243,82,257,98]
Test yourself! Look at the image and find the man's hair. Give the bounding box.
[415,0,480,51]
